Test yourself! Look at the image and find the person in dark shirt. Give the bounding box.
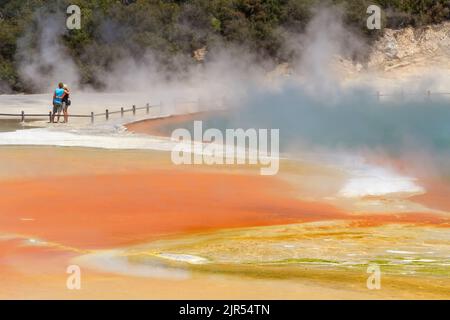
[61,84,70,123]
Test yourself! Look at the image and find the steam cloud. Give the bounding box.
[16,10,80,92]
[10,4,450,181]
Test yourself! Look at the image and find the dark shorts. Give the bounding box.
[53,102,62,114]
[62,101,69,111]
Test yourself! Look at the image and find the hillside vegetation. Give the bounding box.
[0,0,449,92]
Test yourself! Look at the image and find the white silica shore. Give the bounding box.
[338,164,425,198]
[73,250,190,279]
[0,128,177,151]
[0,126,280,164]
[157,253,209,264]
[298,152,425,198]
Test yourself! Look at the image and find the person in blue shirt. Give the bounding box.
[51,82,65,123]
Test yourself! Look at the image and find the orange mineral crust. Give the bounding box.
[0,171,346,249]
[412,178,450,212]
[126,111,216,137]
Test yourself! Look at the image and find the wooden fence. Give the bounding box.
[375,90,450,100]
[0,102,160,124]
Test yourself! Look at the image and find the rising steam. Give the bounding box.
[16,10,80,92]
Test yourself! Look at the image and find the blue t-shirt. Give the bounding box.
[53,88,65,104]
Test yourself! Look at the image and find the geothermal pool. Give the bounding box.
[0,92,449,299]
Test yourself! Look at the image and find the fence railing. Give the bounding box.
[0,102,161,124]
[375,90,450,100]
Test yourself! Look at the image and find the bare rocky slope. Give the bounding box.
[331,21,450,91]
[266,21,450,91]
[368,21,450,73]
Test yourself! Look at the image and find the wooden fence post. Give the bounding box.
[132,105,136,116]
[91,112,94,124]
[21,111,25,123]
[146,103,150,114]
[121,107,124,118]
[49,111,52,123]
[106,109,109,120]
